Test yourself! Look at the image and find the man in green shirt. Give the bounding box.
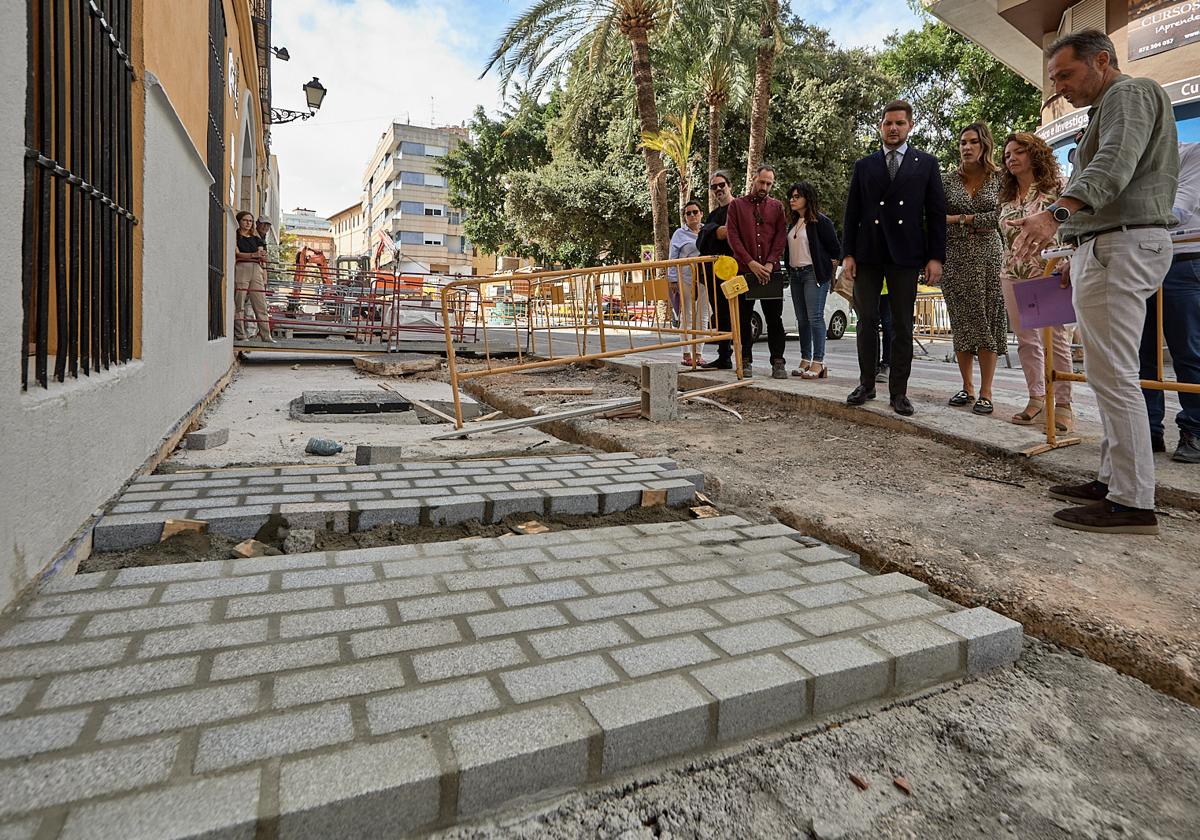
[1010,29,1178,535]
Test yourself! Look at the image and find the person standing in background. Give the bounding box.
[233,211,274,344]
[784,181,841,379]
[726,165,788,379]
[669,200,710,367]
[698,170,737,371]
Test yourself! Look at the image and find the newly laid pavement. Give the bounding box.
[0,515,1021,838]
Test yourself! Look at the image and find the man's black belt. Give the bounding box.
[1175,251,1200,263]
[1062,223,1164,247]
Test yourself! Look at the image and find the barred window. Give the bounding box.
[207,0,227,339]
[22,0,138,389]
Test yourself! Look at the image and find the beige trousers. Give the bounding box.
[1071,228,1172,509]
[234,261,271,340]
[999,274,1073,403]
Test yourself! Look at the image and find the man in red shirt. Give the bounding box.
[727,165,789,378]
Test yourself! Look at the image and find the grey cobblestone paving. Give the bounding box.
[0,514,1022,837]
[93,454,703,550]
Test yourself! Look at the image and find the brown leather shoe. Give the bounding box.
[1052,500,1158,535]
[1047,480,1108,505]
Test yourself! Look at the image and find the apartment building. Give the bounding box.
[329,200,367,259]
[283,207,335,262]
[361,122,473,275]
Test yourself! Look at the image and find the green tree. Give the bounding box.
[745,0,783,188]
[640,106,701,222]
[484,0,674,262]
[878,15,1040,166]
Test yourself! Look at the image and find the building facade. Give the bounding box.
[329,200,367,259]
[925,0,1200,161]
[0,0,274,610]
[282,207,335,262]
[362,122,473,275]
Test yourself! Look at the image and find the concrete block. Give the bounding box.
[397,592,495,622]
[530,558,611,581]
[785,582,870,610]
[450,703,596,816]
[527,621,634,659]
[279,605,389,639]
[280,565,376,590]
[159,574,270,604]
[111,563,220,587]
[444,567,531,591]
[60,771,260,840]
[933,607,1024,674]
[499,655,620,704]
[788,544,857,564]
[597,483,644,514]
[354,444,406,466]
[704,618,806,656]
[92,512,165,550]
[564,592,657,622]
[737,523,800,539]
[201,505,273,539]
[639,360,679,421]
[727,570,805,595]
[40,658,199,707]
[858,594,946,622]
[651,579,738,608]
[381,554,470,578]
[643,478,697,506]
[411,639,527,682]
[796,562,869,584]
[0,682,31,716]
[659,560,737,583]
[139,619,268,658]
[224,588,337,619]
[0,737,178,818]
[483,490,545,522]
[273,659,406,708]
[611,636,720,678]
[789,605,879,638]
[546,540,622,561]
[584,569,669,595]
[710,594,795,623]
[194,705,354,772]
[850,572,928,596]
[581,675,710,774]
[0,638,129,680]
[784,638,891,714]
[185,427,230,450]
[467,605,569,639]
[862,620,963,691]
[0,709,90,759]
[625,608,723,639]
[367,677,501,735]
[544,487,600,515]
[280,503,350,533]
[342,577,441,605]
[350,621,462,659]
[211,638,341,681]
[98,683,260,741]
[428,494,486,525]
[498,579,588,608]
[0,616,77,648]
[278,736,441,839]
[692,654,809,741]
[27,586,155,617]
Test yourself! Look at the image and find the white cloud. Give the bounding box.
[790,0,924,49]
[270,0,502,216]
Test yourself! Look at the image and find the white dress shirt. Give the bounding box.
[1174,142,1200,256]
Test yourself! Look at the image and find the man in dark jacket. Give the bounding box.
[697,170,737,370]
[842,99,947,416]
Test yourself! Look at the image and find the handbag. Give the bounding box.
[833,266,854,303]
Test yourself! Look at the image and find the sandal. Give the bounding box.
[1011,398,1045,425]
[1054,403,1075,433]
[802,362,828,379]
[949,389,975,407]
[791,359,812,377]
[973,397,994,415]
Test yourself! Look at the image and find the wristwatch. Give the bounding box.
[1047,203,1071,223]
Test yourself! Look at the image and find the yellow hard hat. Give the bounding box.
[714,255,739,281]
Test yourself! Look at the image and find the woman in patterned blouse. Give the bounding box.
[998,132,1074,431]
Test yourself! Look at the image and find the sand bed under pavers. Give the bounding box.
[0,516,1022,838]
[93,453,704,551]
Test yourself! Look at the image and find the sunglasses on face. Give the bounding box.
[685,210,701,216]
[709,182,727,190]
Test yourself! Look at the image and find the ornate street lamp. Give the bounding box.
[271,77,327,124]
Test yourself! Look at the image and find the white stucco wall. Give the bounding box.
[0,41,235,609]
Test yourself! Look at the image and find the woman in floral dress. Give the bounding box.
[998,132,1074,431]
[941,122,1007,415]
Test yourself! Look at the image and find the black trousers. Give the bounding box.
[716,292,786,364]
[853,264,918,396]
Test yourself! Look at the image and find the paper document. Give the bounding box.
[1013,275,1076,330]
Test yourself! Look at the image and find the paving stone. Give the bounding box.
[850,572,928,596]
[40,658,199,707]
[859,594,946,622]
[412,639,527,682]
[0,681,31,716]
[659,560,738,583]
[0,737,178,819]
[274,659,406,708]
[0,709,90,759]
[280,503,350,533]
[498,579,588,608]
[59,771,260,840]
[224,588,336,619]
[528,621,634,659]
[0,616,77,648]
[367,677,501,735]
[651,579,738,607]
[581,675,711,774]
[185,427,230,449]
[612,636,721,678]
[351,621,462,658]
[709,594,794,623]
[354,499,422,530]
[727,570,806,595]
[597,482,646,514]
[704,618,806,655]
[111,563,221,586]
[211,638,341,681]
[785,582,870,610]
[231,551,327,576]
[531,558,616,581]
[784,638,891,714]
[159,574,271,604]
[354,444,406,465]
[499,655,619,703]
[862,620,963,691]
[467,605,568,639]
[98,682,260,740]
[139,619,268,657]
[933,607,1024,674]
[25,587,155,617]
[692,653,809,741]
[194,705,354,772]
[398,592,496,622]
[546,541,622,561]
[278,737,441,839]
[451,703,595,816]
[737,524,799,539]
[281,565,377,590]
[544,487,600,515]
[81,601,212,636]
[625,607,723,639]
[798,563,869,584]
[200,506,273,539]
[342,577,442,605]
[789,605,879,638]
[92,513,166,550]
[484,490,546,522]
[0,818,38,840]
[280,605,390,638]
[382,554,470,578]
[429,494,487,525]
[0,638,129,680]
[565,592,657,622]
[444,567,532,591]
[789,544,855,564]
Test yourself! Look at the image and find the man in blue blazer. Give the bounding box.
[842,100,947,416]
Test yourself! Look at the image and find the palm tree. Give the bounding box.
[483,0,673,261]
[745,0,783,187]
[640,105,701,221]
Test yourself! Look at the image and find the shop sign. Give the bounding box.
[1129,1,1200,61]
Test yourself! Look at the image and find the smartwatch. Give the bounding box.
[1048,204,1071,223]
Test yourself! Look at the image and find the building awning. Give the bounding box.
[923,0,1048,87]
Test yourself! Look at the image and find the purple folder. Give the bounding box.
[1012,275,1076,330]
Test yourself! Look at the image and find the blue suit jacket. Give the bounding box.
[842,147,947,269]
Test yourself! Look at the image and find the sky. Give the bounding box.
[270,0,925,216]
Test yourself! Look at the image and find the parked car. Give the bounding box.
[748,268,853,342]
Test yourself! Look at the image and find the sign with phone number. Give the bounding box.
[1129,1,1200,61]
